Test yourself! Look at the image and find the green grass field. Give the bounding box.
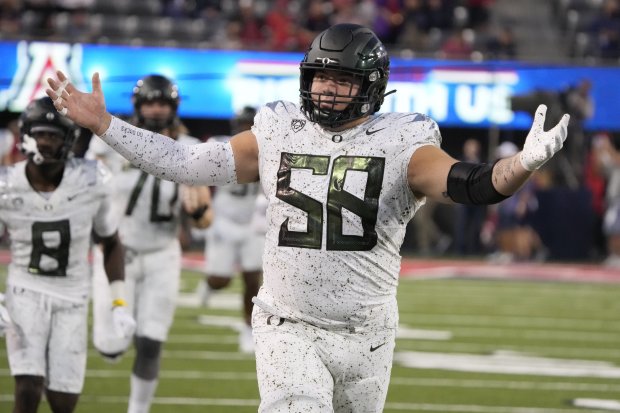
[1,263,619,412]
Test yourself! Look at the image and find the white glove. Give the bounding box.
[519,104,570,171]
[111,305,136,339]
[0,293,12,337]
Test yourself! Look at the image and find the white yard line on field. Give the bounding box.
[395,351,620,378]
[398,313,620,331]
[389,377,620,392]
[571,399,620,411]
[0,395,598,412]
[397,341,620,359]
[2,368,618,393]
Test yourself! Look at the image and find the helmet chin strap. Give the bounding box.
[20,134,44,165]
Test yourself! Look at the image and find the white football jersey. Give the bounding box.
[90,134,201,252]
[253,101,442,328]
[0,159,117,302]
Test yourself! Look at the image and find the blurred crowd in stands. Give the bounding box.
[0,0,510,59]
[1,1,619,62]
[0,0,619,62]
[557,0,620,62]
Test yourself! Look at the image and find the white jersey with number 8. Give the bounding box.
[0,159,117,302]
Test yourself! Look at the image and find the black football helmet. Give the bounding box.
[18,97,79,164]
[230,106,257,134]
[132,74,180,132]
[299,24,391,129]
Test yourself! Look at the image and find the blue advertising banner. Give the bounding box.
[0,41,617,130]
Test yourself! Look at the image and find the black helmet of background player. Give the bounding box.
[132,74,180,133]
[230,106,257,134]
[299,24,391,129]
[18,97,79,164]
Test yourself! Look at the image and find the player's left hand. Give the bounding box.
[0,293,12,337]
[111,305,136,339]
[520,104,570,171]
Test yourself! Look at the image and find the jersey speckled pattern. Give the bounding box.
[0,158,117,302]
[253,101,442,329]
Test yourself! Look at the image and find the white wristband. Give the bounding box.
[109,280,126,302]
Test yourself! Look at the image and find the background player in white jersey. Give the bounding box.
[48,23,571,413]
[0,97,134,413]
[197,106,264,353]
[88,74,213,413]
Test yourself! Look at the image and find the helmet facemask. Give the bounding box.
[301,66,387,129]
[299,24,391,129]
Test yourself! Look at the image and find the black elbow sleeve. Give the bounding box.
[446,161,509,205]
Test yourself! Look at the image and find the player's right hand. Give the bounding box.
[46,70,112,136]
[0,293,12,337]
[111,305,136,339]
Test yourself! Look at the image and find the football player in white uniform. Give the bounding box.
[88,74,213,413]
[48,23,570,413]
[198,106,264,353]
[0,97,134,413]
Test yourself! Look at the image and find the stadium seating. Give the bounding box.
[2,0,619,63]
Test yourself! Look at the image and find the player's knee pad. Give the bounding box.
[133,336,162,380]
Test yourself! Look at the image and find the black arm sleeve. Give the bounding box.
[446,161,509,205]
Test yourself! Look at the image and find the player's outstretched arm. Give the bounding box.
[46,71,256,186]
[409,104,569,205]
